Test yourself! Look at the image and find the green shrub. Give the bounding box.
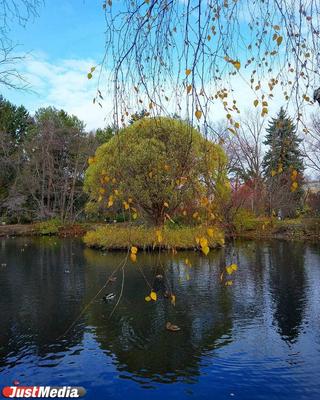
[233,209,259,233]
[84,117,229,226]
[34,218,62,235]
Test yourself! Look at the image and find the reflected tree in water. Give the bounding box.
[268,241,307,343]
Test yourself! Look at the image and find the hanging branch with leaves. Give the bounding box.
[92,0,320,131]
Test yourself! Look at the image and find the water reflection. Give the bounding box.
[0,237,319,399]
[268,241,307,343]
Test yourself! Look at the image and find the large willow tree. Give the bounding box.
[93,0,320,133]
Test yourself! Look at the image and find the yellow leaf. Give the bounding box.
[233,60,241,70]
[195,110,202,120]
[185,69,191,76]
[131,246,138,254]
[150,291,157,301]
[199,237,208,248]
[171,294,176,306]
[207,228,214,238]
[226,265,233,275]
[261,107,268,117]
[202,246,210,256]
[276,36,283,46]
[231,263,238,271]
[271,170,276,177]
[193,212,198,219]
[123,201,129,210]
[145,296,151,302]
[130,253,137,263]
[225,280,233,286]
[291,181,298,191]
[164,202,169,208]
[132,212,138,220]
[254,99,259,107]
[187,84,192,94]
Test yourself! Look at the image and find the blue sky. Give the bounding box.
[11,1,105,61]
[1,0,297,132]
[2,0,108,130]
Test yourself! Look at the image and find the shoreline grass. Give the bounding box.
[232,216,320,240]
[83,224,225,251]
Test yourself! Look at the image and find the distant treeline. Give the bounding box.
[0,96,114,223]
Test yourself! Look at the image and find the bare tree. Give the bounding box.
[302,114,320,178]
[0,0,42,89]
[212,111,265,214]
[3,107,98,222]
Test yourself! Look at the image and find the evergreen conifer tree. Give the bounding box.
[262,108,304,217]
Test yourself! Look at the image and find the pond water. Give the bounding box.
[0,237,320,399]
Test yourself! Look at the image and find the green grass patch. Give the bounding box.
[83,224,225,251]
[34,218,62,235]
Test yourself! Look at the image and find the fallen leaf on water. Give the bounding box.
[166,322,181,332]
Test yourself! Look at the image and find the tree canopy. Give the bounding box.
[84,117,229,225]
[262,107,304,216]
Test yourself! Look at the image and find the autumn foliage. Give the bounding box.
[84,117,229,226]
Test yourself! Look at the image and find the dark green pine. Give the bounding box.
[262,107,304,176]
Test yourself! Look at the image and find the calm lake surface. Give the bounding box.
[0,237,320,399]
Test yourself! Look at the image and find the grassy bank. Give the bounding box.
[233,216,320,240]
[0,220,96,238]
[2,217,320,244]
[83,224,225,251]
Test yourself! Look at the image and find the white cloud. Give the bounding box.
[6,53,112,131]
[3,52,314,134]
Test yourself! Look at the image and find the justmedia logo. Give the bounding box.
[1,382,86,398]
